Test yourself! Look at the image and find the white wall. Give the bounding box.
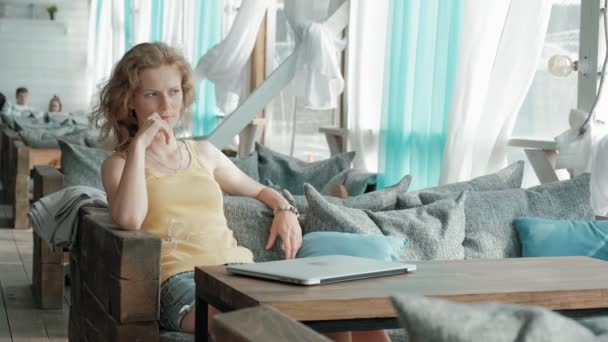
[0,0,89,114]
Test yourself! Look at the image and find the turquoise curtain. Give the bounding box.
[377,0,462,191]
[95,0,102,39]
[191,1,223,137]
[124,0,133,50]
[150,0,164,42]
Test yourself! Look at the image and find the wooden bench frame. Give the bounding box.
[33,165,162,340]
[1,126,61,229]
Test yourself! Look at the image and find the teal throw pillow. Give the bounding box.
[515,217,608,261]
[296,231,407,261]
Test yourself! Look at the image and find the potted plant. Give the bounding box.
[47,5,58,20]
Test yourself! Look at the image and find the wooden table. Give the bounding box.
[195,257,608,341]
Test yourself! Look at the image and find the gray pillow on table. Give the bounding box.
[391,295,599,342]
[303,184,466,260]
[230,151,259,182]
[59,140,111,190]
[19,126,89,148]
[419,173,594,259]
[223,195,310,262]
[397,161,524,209]
[256,142,355,195]
[320,168,377,197]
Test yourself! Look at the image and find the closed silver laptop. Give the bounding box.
[226,255,416,285]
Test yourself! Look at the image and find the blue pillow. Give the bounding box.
[296,231,407,261]
[514,217,608,260]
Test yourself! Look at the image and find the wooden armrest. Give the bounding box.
[32,165,63,201]
[213,305,331,342]
[73,210,162,323]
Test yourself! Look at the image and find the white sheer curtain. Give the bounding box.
[345,0,389,172]
[192,0,269,114]
[440,0,552,184]
[85,0,126,107]
[132,0,151,46]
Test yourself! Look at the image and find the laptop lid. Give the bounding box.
[226,255,416,285]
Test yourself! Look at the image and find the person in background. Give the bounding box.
[0,92,6,112]
[48,95,62,112]
[15,87,29,107]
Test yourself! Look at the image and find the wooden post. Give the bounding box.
[31,166,65,309]
[239,14,267,157]
[12,140,29,229]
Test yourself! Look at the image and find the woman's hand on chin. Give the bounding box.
[133,112,174,150]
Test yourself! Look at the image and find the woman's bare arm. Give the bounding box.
[101,113,173,230]
[198,141,302,258]
[101,140,149,230]
[197,141,266,198]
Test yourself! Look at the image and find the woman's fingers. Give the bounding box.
[291,233,301,259]
[283,237,292,259]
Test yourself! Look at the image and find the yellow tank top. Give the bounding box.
[141,140,254,283]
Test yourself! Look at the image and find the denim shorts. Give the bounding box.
[159,271,196,332]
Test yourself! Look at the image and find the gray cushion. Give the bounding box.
[59,140,111,190]
[397,161,524,208]
[303,184,466,260]
[419,173,594,259]
[20,126,93,148]
[391,295,599,342]
[223,195,309,262]
[338,174,411,211]
[256,142,355,195]
[230,151,259,181]
[278,174,409,214]
[85,132,101,148]
[300,176,412,224]
[320,168,377,197]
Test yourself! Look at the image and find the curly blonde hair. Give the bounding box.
[91,42,195,152]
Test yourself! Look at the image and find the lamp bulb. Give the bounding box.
[548,55,575,77]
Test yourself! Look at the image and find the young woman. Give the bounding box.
[48,95,62,112]
[94,42,388,342]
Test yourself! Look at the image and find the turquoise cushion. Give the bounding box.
[515,217,608,260]
[297,231,408,261]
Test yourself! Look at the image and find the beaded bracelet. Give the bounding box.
[273,204,300,218]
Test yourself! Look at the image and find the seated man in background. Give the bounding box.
[15,87,31,111]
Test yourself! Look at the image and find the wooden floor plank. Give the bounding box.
[11,231,33,282]
[0,231,50,342]
[0,265,50,341]
[41,304,68,342]
[0,272,13,341]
